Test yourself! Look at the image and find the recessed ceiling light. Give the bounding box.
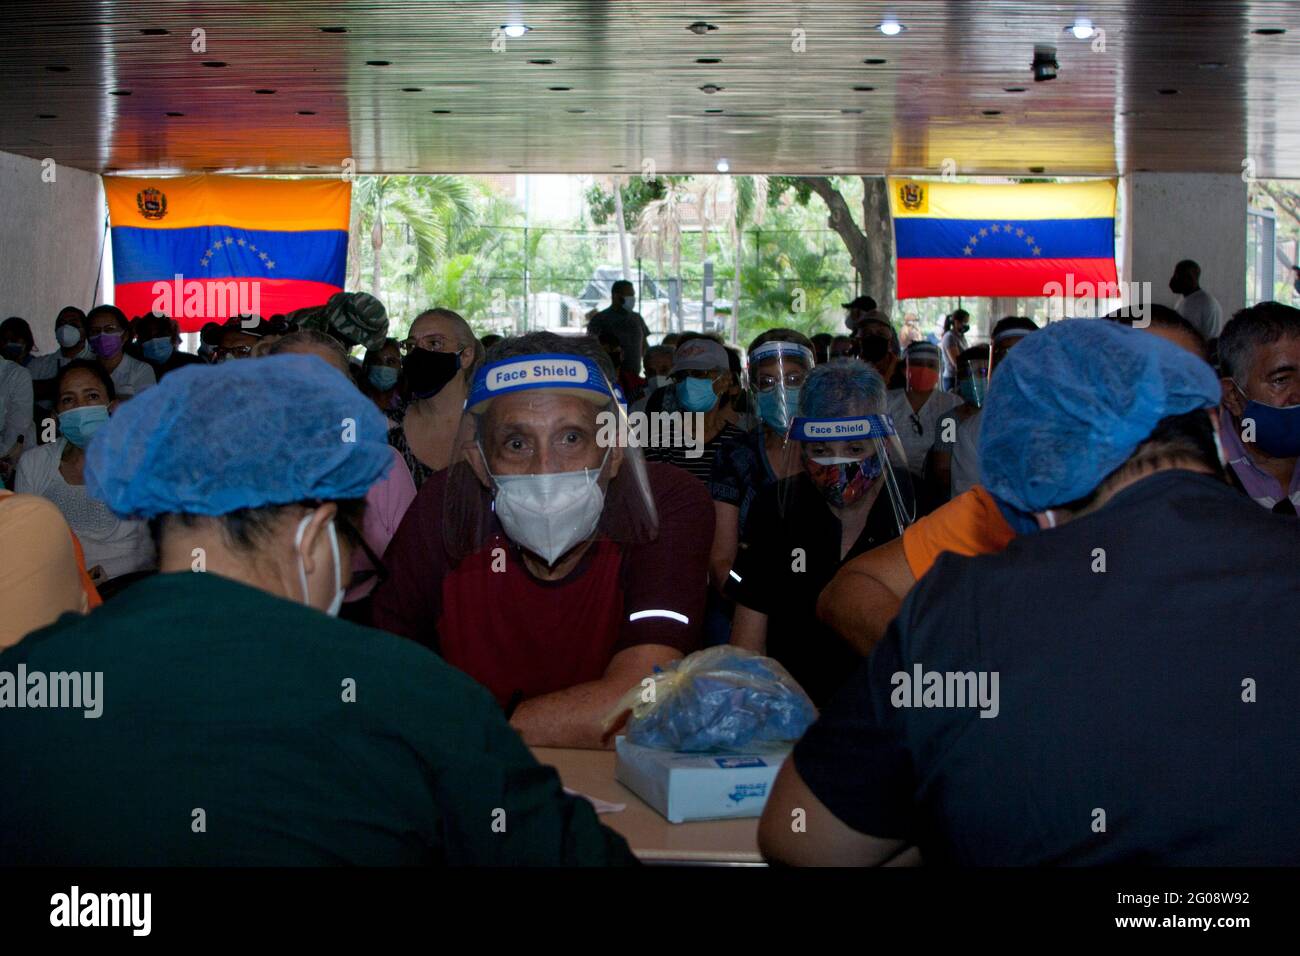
[687,21,718,35]
[1004,86,1026,92]
[699,84,723,94]
[1028,165,1046,173]
[611,163,625,168]
[401,87,422,92]
[548,86,571,92]
[319,27,348,34]
[202,61,227,68]
[501,24,530,39]
[841,108,864,114]
[1198,61,1227,70]
[37,113,57,119]
[982,109,1002,116]
[254,89,276,95]
[366,60,391,66]
[305,164,320,169]
[1157,88,1179,95]
[566,108,587,113]
[877,20,906,36]
[297,110,317,115]
[431,109,452,114]
[1067,18,1094,39]
[863,58,887,65]
[527,59,555,65]
[853,85,875,92]
[45,65,70,72]
[165,111,184,117]
[696,57,721,64]
[140,28,169,36]
[109,89,132,96]
[716,158,730,172]
[704,108,724,114]
[1253,27,1286,36]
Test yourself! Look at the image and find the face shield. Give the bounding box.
[903,344,943,393]
[443,352,659,567]
[778,414,916,537]
[956,346,993,408]
[748,341,815,435]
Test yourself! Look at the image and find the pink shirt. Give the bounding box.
[347,447,417,601]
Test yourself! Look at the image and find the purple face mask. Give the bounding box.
[89,331,124,359]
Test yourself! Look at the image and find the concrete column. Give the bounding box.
[1123,172,1246,317]
[0,150,105,354]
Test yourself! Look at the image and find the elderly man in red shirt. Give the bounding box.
[372,331,713,749]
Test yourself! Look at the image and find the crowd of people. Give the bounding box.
[1,255,1297,865]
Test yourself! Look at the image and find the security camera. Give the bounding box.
[1032,45,1059,82]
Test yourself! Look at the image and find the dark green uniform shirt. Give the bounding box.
[0,572,635,866]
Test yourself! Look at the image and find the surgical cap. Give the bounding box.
[978,319,1221,513]
[86,354,393,519]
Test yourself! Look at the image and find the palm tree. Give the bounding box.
[634,185,688,332]
[350,175,477,300]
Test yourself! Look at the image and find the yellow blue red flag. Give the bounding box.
[888,178,1117,298]
[104,175,351,331]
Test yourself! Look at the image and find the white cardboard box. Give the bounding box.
[614,736,790,823]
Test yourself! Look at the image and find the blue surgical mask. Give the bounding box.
[368,365,399,391]
[676,376,719,413]
[957,377,985,408]
[142,337,174,364]
[756,387,801,432]
[59,405,110,448]
[1239,390,1300,459]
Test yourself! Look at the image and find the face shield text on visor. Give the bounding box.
[784,414,916,535]
[444,351,659,566]
[749,341,814,435]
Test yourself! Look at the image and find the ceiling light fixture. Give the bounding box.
[1253,27,1286,36]
[699,83,723,94]
[319,27,348,34]
[877,19,905,36]
[863,58,887,65]
[716,158,730,172]
[687,21,718,35]
[366,60,391,66]
[527,58,555,65]
[45,65,70,72]
[201,61,226,68]
[1068,18,1094,39]
[501,24,530,39]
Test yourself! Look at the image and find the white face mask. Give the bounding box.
[57,325,83,349]
[487,450,608,566]
[295,515,345,617]
[645,375,671,393]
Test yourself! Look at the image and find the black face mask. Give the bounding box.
[857,335,890,363]
[403,347,461,399]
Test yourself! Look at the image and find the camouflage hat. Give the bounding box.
[297,292,388,351]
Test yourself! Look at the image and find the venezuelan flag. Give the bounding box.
[889,178,1117,299]
[104,175,350,331]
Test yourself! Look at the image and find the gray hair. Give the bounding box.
[799,359,887,418]
[267,329,351,374]
[1218,301,1300,381]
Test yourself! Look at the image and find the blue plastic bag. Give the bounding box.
[605,646,817,753]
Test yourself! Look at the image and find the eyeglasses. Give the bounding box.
[213,345,254,360]
[755,371,807,392]
[401,333,464,354]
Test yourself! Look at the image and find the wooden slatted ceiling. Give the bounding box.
[1,1,1297,177]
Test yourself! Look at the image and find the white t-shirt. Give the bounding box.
[886,387,963,476]
[1175,288,1223,341]
[108,354,157,399]
[950,407,984,497]
[14,439,155,579]
[0,357,35,456]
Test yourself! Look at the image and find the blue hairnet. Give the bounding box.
[979,319,1220,512]
[86,354,394,518]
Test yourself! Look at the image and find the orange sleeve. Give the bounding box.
[69,528,103,609]
[901,486,1016,580]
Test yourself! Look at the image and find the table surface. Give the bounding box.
[532,746,764,866]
